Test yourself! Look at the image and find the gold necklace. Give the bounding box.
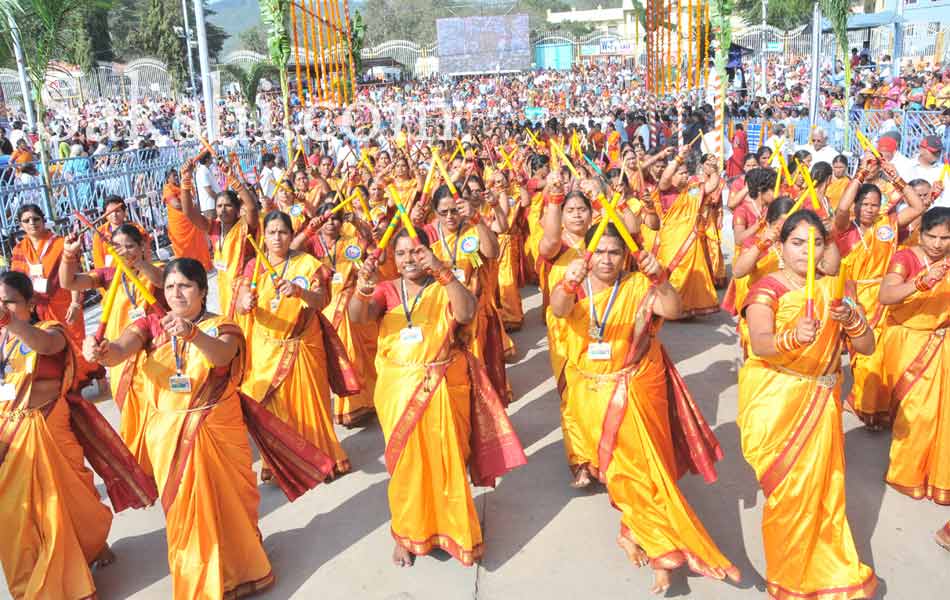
[781,269,806,290]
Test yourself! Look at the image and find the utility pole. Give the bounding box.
[181,0,198,95]
[760,0,767,98]
[192,0,216,141]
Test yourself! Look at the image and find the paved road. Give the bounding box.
[3,279,949,599]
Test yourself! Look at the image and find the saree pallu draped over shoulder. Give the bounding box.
[373,281,526,566]
[656,183,720,317]
[558,273,737,581]
[881,249,950,505]
[0,322,154,600]
[240,252,358,476]
[738,276,877,600]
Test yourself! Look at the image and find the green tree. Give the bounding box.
[238,23,269,54]
[220,61,278,115]
[734,0,813,31]
[821,0,851,141]
[258,0,291,131]
[128,0,188,92]
[350,8,365,75]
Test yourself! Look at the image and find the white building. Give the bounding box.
[546,1,639,38]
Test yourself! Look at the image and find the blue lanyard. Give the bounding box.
[437,223,462,267]
[585,274,622,341]
[120,272,139,307]
[172,312,204,375]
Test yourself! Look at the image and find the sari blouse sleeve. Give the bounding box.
[741,275,785,317]
[887,248,923,280]
[372,280,401,312]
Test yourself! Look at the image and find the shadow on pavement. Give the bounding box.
[93,527,169,597]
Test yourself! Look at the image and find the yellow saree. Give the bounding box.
[738,276,877,600]
[317,234,379,425]
[881,249,950,504]
[837,213,900,427]
[240,251,353,475]
[129,315,273,599]
[373,280,526,565]
[656,183,719,317]
[211,218,255,319]
[557,273,737,579]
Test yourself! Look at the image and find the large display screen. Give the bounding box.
[436,15,531,75]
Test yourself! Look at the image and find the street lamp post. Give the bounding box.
[7,14,36,131]
[181,0,198,95]
[760,0,767,97]
[192,0,215,141]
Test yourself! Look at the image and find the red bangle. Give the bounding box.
[469,212,482,225]
[435,268,455,286]
[0,311,10,328]
[559,279,580,295]
[544,193,565,206]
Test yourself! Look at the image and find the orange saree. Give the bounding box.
[11,233,102,386]
[371,280,526,565]
[556,272,737,579]
[881,249,950,504]
[738,276,877,600]
[655,182,720,317]
[163,182,212,270]
[239,252,358,475]
[836,213,901,427]
[0,322,155,600]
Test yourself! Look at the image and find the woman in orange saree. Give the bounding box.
[236,211,356,478]
[833,157,925,428]
[85,258,334,599]
[698,156,727,289]
[292,204,378,427]
[523,154,551,281]
[59,225,163,472]
[1,271,154,600]
[349,230,526,568]
[422,184,507,404]
[739,211,877,600]
[549,224,739,595]
[179,158,260,318]
[878,208,950,524]
[654,147,722,317]
[163,168,212,270]
[489,168,529,332]
[825,155,851,208]
[10,204,101,387]
[724,196,795,318]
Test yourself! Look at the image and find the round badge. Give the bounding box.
[876,225,895,242]
[291,276,309,290]
[688,186,701,198]
[460,235,480,254]
[344,244,363,261]
[290,204,303,217]
[19,342,31,355]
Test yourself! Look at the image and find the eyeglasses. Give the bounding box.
[19,217,42,224]
[436,208,461,217]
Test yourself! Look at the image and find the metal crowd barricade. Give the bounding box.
[728,109,943,171]
[0,140,287,262]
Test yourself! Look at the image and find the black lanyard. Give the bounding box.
[400,277,431,328]
[120,272,139,307]
[317,235,339,271]
[272,254,293,298]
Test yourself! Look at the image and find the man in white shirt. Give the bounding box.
[909,136,948,208]
[877,132,915,182]
[194,152,220,219]
[796,127,839,165]
[258,152,278,198]
[8,121,27,149]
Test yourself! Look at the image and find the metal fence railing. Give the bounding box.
[0,139,288,261]
[734,109,945,170]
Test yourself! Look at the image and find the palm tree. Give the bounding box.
[0,0,96,217]
[258,0,291,133]
[821,0,851,146]
[220,62,280,125]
